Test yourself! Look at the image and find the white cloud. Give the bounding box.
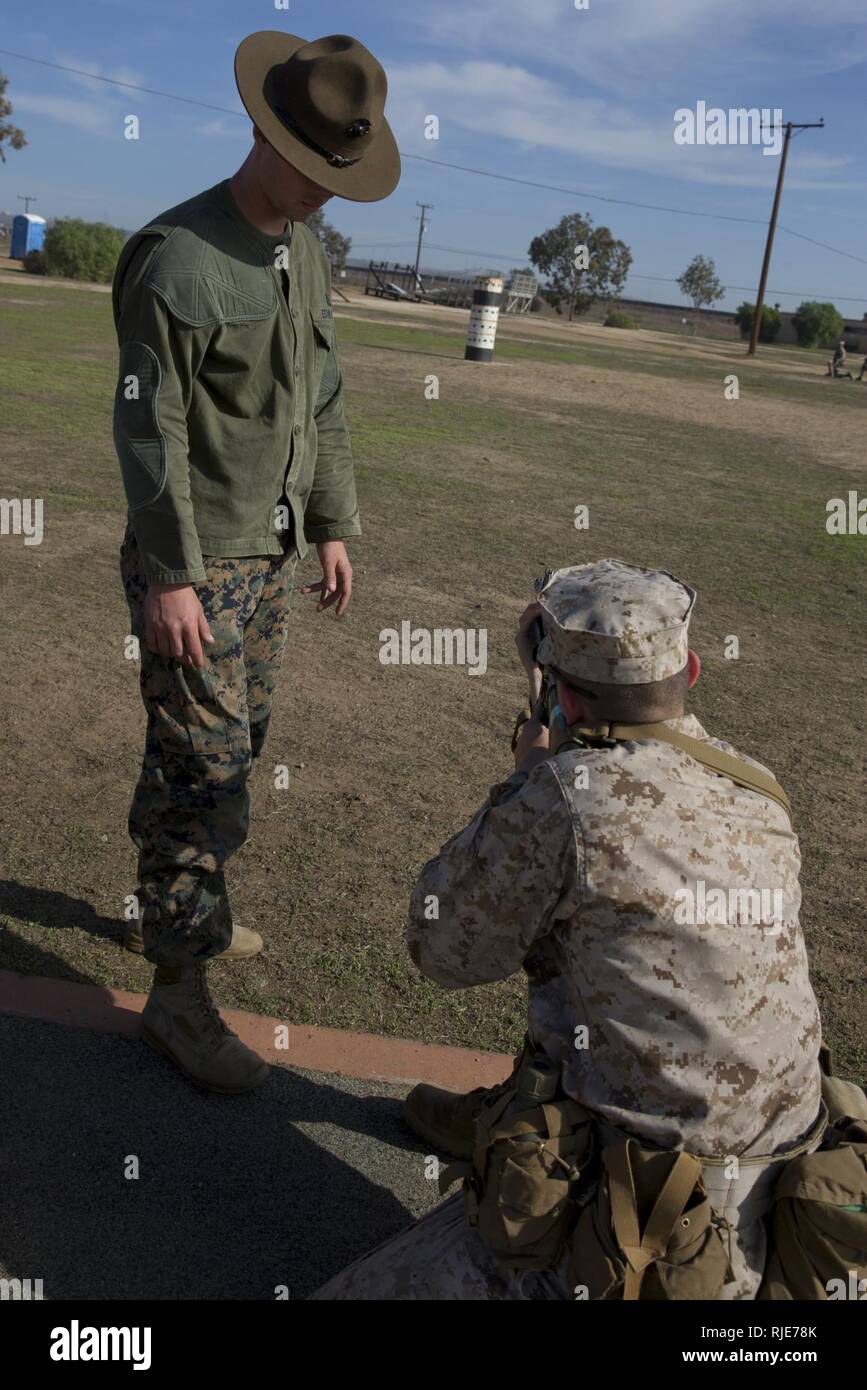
[10,91,113,135]
[387,60,861,192]
[194,117,248,139]
[6,52,152,138]
[408,0,867,85]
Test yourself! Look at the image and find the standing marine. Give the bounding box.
[112,32,400,1092]
[312,559,827,1300]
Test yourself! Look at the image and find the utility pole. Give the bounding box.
[748,119,824,356]
[17,194,36,214]
[413,202,433,284]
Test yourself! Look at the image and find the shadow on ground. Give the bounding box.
[0,1012,437,1300]
[0,879,124,958]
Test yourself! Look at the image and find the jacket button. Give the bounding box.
[293,424,301,436]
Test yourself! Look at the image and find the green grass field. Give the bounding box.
[1,276,864,1078]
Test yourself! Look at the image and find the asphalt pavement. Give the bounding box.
[0,1014,442,1300]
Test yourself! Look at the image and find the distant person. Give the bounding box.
[312,561,825,1301]
[111,31,399,1093]
[827,341,853,378]
[857,355,867,383]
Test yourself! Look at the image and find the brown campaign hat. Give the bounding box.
[234,31,401,203]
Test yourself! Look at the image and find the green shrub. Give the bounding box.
[604,309,637,329]
[734,301,782,343]
[23,248,46,275]
[39,218,125,283]
[793,301,844,350]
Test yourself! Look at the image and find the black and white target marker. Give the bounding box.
[465,276,504,363]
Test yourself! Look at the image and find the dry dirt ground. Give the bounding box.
[0,277,864,1078]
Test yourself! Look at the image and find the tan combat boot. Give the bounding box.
[141,962,269,1094]
[125,919,263,959]
[402,1084,485,1158]
[403,1076,518,1159]
[404,1046,528,1158]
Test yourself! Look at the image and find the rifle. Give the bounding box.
[511,568,558,751]
[529,568,555,726]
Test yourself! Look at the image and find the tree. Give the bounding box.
[793,300,844,350]
[304,207,351,272]
[528,213,632,322]
[677,255,724,333]
[734,301,782,343]
[0,72,27,162]
[34,219,125,282]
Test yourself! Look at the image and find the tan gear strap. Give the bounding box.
[472,1088,513,1180]
[438,1160,472,1196]
[561,721,792,824]
[606,1139,703,1300]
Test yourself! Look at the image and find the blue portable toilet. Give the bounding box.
[11,213,46,259]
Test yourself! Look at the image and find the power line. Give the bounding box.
[428,241,523,260]
[407,155,867,270]
[0,48,240,114]
[774,226,867,268]
[401,152,767,227]
[2,47,864,272]
[629,272,867,305]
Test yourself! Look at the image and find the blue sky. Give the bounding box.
[2,0,866,312]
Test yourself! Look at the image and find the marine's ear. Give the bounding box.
[686,649,701,689]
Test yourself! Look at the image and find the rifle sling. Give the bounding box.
[563,722,792,825]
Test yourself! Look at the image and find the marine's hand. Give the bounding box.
[302,540,353,617]
[514,715,550,774]
[144,584,214,668]
[516,602,544,702]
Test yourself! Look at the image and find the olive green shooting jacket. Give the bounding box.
[111,179,360,584]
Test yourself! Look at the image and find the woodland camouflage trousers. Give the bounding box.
[120,523,297,965]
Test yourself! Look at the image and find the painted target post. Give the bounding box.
[465,276,504,363]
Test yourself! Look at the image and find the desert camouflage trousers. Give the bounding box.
[120,524,297,965]
[309,1194,571,1301]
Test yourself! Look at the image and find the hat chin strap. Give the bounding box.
[271,105,365,168]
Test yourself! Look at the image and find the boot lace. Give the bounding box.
[193,966,231,1044]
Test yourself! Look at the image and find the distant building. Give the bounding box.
[338,258,866,348]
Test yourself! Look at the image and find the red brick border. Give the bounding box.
[0,969,512,1090]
